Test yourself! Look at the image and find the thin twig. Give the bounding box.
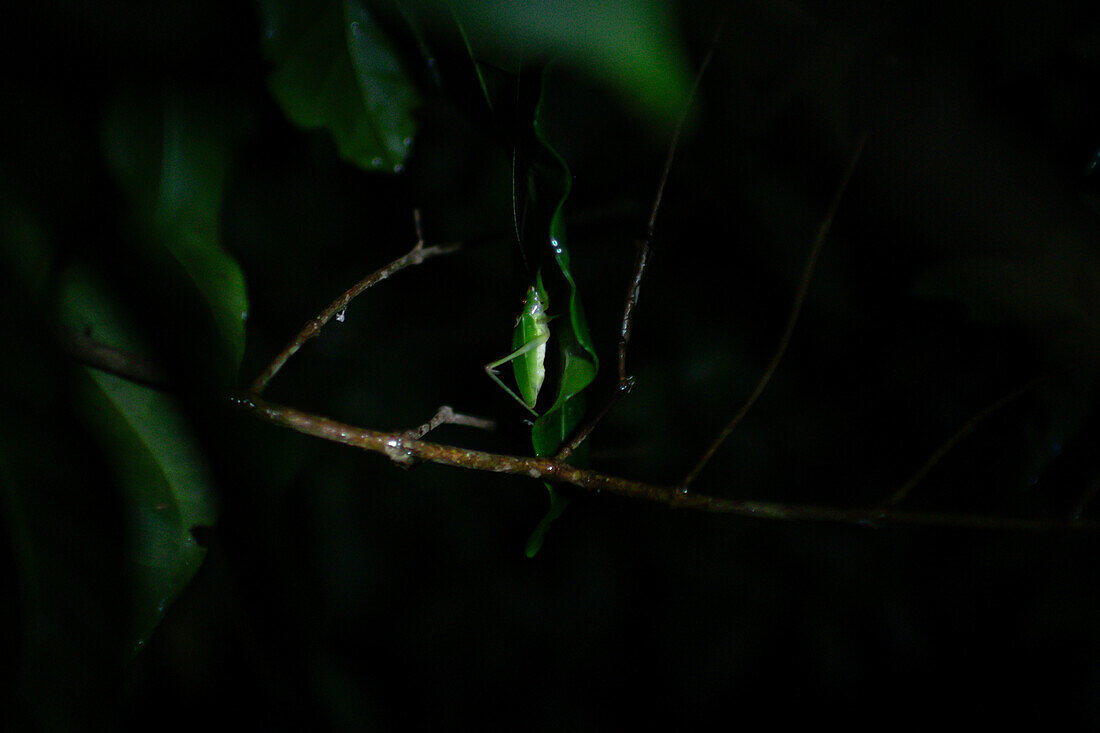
[621,29,721,384]
[232,391,1100,531]
[1071,472,1100,522]
[554,379,633,462]
[250,212,459,395]
[681,131,868,489]
[886,375,1044,506]
[555,33,720,464]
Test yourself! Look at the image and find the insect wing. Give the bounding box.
[512,285,549,409]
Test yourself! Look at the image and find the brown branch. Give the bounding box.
[681,131,867,489]
[60,268,1098,533]
[231,391,1100,531]
[250,214,460,395]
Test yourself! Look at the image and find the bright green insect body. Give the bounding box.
[484,277,552,416]
[485,275,569,558]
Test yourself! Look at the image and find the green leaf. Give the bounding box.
[528,69,599,458]
[0,230,133,726]
[260,0,418,172]
[101,88,252,375]
[523,486,571,559]
[57,267,218,652]
[512,68,599,557]
[95,89,245,634]
[428,0,693,127]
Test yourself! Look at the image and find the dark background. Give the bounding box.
[3,0,1100,728]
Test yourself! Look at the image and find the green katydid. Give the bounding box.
[483,269,576,558]
[482,67,600,556]
[483,273,552,417]
[486,270,576,556]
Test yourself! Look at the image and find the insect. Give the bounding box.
[483,272,572,557]
[482,232,597,561]
[483,274,553,416]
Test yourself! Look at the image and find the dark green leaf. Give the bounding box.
[101,88,252,374]
[512,68,599,556]
[528,68,599,458]
[57,267,218,651]
[523,487,571,559]
[260,0,418,172]
[426,0,692,126]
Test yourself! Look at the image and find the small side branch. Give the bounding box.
[1071,473,1100,522]
[250,212,459,395]
[404,405,496,441]
[681,132,867,490]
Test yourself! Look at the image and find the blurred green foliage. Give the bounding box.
[2,0,1100,729]
[260,0,419,172]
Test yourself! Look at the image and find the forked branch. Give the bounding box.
[249,210,459,395]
